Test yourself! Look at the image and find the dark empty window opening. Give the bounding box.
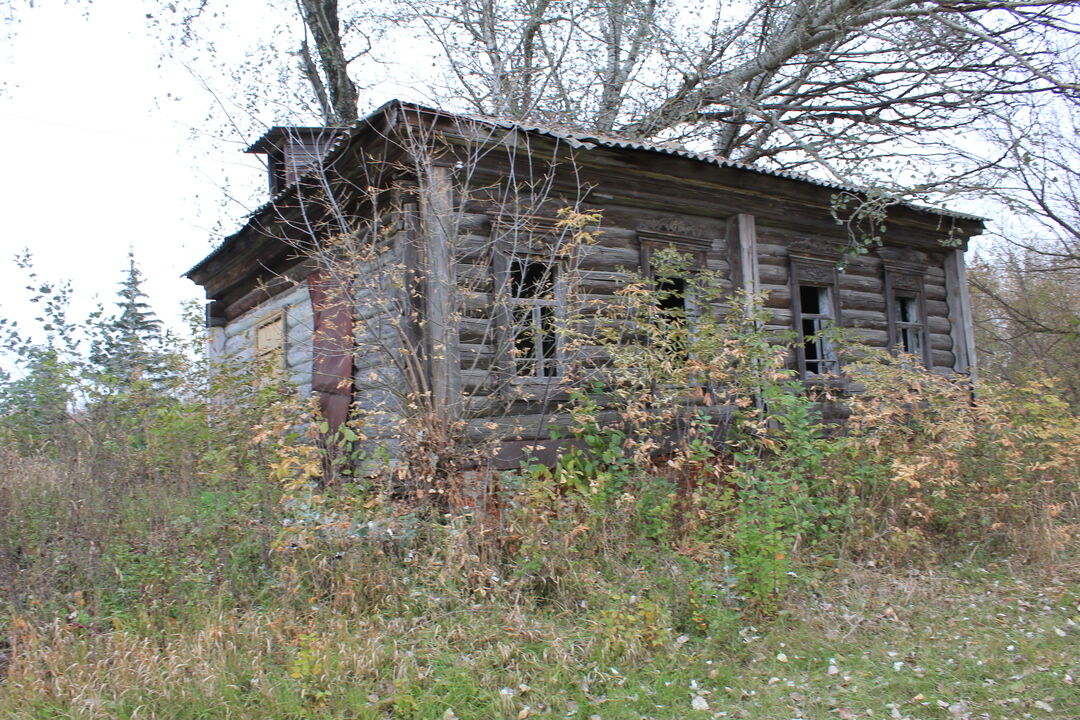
[655,274,691,360]
[657,275,687,318]
[799,284,838,376]
[894,295,924,358]
[509,257,559,378]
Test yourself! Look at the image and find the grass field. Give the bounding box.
[3,558,1076,720]
[2,359,1077,719]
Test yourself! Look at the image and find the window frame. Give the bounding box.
[491,216,571,384]
[789,254,843,379]
[638,231,713,401]
[639,233,710,306]
[883,262,931,368]
[505,255,562,379]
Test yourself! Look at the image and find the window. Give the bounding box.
[640,236,709,319]
[790,256,841,378]
[492,214,577,382]
[254,312,286,368]
[895,296,923,355]
[884,266,930,367]
[798,285,839,375]
[508,256,559,378]
[656,274,688,318]
[641,243,703,360]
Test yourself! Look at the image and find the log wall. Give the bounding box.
[448,140,976,447]
[221,282,315,395]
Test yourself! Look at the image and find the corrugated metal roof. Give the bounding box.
[455,108,985,222]
[186,99,985,279]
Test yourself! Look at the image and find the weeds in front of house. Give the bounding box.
[1,259,1078,717]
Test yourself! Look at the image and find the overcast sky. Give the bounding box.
[0,2,267,358]
[1,1,1001,374]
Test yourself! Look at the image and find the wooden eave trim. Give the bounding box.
[187,116,408,287]
[221,257,318,322]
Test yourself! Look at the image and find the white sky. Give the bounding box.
[0,2,1003,374]
[0,2,265,358]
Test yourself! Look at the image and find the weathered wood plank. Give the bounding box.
[944,249,977,378]
[727,213,760,307]
[422,163,463,416]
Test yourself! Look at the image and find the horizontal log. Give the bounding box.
[930,332,953,351]
[932,349,955,368]
[928,316,950,335]
[841,308,888,331]
[925,299,949,318]
[848,328,888,346]
[455,262,493,289]
[465,409,623,441]
[924,281,947,301]
[758,264,789,285]
[578,245,641,270]
[459,342,496,371]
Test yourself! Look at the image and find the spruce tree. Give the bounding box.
[90,250,167,392]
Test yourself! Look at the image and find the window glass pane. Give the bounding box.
[901,325,922,356]
[512,304,537,376]
[897,296,916,324]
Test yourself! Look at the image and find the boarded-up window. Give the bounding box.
[255,312,286,368]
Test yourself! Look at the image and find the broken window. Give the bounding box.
[508,257,559,378]
[797,284,839,376]
[895,296,923,355]
[657,274,688,319]
[884,266,930,367]
[790,255,842,379]
[641,244,702,359]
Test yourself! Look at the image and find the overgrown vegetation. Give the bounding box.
[1,256,1077,719]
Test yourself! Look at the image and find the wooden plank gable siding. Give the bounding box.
[283,135,330,186]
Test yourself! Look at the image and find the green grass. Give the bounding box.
[4,561,1076,719]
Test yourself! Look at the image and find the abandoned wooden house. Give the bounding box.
[185,100,983,466]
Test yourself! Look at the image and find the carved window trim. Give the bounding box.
[883,260,931,368]
[638,230,710,315]
[789,253,842,379]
